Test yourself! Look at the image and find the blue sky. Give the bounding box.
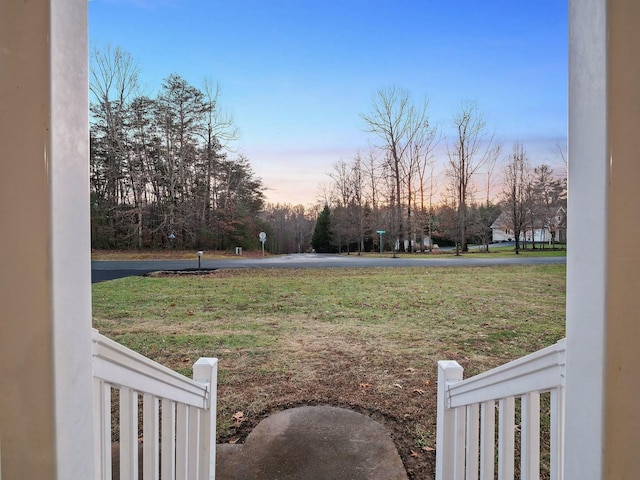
[89,0,568,205]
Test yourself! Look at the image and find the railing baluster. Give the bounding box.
[188,406,200,480]
[466,404,480,480]
[143,393,160,480]
[120,387,139,480]
[161,398,177,480]
[453,407,466,480]
[521,392,541,480]
[176,403,189,480]
[550,386,565,480]
[480,401,495,480]
[498,396,515,480]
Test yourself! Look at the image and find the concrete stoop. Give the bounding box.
[216,405,409,480]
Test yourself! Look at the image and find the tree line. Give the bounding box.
[90,46,265,250]
[90,48,565,254]
[309,87,566,254]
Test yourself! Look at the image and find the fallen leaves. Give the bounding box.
[410,446,436,457]
[359,383,373,389]
[232,411,245,425]
[412,389,425,395]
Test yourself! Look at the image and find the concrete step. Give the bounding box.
[216,405,408,480]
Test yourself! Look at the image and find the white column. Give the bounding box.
[566,1,640,478]
[0,1,94,479]
[565,1,607,478]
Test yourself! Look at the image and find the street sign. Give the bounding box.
[376,230,386,234]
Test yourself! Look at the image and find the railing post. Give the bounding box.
[193,358,218,480]
[436,360,464,480]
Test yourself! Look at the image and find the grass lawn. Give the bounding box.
[357,245,566,258]
[92,264,566,479]
[91,249,266,260]
[466,244,567,257]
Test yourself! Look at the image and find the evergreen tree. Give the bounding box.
[311,205,334,253]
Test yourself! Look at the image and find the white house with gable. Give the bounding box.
[491,207,567,244]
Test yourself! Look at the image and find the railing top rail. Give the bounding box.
[445,339,566,408]
[92,329,209,407]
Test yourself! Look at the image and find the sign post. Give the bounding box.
[376,230,386,255]
[259,231,267,256]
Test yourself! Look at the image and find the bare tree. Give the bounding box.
[553,142,568,180]
[261,203,315,254]
[407,117,438,252]
[351,154,366,253]
[326,154,369,254]
[362,148,383,250]
[502,142,531,254]
[361,87,431,252]
[199,79,238,230]
[533,164,566,249]
[418,163,438,252]
[328,159,356,253]
[445,101,500,253]
[90,45,143,246]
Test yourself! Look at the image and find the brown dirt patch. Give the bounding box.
[216,336,439,479]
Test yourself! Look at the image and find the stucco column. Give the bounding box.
[0,1,94,478]
[566,1,640,478]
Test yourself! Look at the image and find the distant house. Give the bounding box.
[395,236,438,252]
[490,211,515,242]
[491,207,566,244]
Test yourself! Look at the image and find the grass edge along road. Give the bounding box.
[92,264,566,480]
[91,244,566,261]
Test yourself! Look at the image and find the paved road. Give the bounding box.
[91,253,565,283]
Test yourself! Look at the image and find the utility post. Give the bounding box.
[376,230,386,255]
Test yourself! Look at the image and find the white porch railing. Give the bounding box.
[92,329,218,480]
[436,339,566,480]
